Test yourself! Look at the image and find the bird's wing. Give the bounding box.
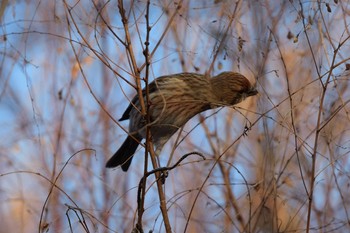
[119,73,207,121]
[119,78,161,121]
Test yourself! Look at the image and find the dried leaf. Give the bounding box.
[238,36,245,52]
[308,15,313,25]
[58,89,63,100]
[217,61,223,70]
[293,36,298,43]
[345,63,350,70]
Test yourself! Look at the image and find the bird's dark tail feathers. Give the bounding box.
[106,134,142,171]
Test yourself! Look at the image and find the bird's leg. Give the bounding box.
[154,141,168,184]
[154,144,163,168]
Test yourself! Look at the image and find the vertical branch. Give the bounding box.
[141,1,172,232]
[299,2,345,231]
[305,45,341,232]
[118,0,145,115]
[136,0,150,230]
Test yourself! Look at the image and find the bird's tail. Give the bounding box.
[106,134,142,171]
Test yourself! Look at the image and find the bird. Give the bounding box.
[106,72,258,171]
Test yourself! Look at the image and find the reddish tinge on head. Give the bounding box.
[210,72,258,106]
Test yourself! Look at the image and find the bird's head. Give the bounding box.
[210,72,258,107]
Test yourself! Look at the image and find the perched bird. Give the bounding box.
[106,72,258,171]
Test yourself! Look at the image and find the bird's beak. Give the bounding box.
[247,88,258,97]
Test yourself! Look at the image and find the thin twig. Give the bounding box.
[269,28,309,196]
[137,151,206,213]
[200,117,245,232]
[136,0,151,230]
[299,1,345,230]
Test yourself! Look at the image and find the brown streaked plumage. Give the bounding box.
[106,72,258,171]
